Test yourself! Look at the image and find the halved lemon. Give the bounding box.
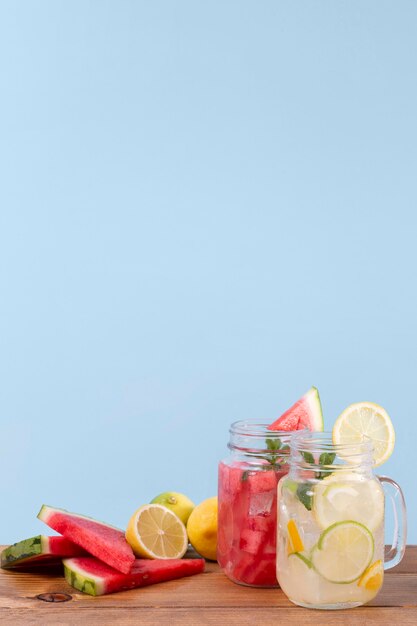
[358,559,384,592]
[311,520,374,584]
[333,402,395,467]
[313,477,384,531]
[126,504,188,559]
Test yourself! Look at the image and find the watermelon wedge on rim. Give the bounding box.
[63,556,205,596]
[38,505,135,574]
[268,387,324,431]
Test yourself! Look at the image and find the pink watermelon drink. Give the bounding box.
[218,458,287,586]
[217,388,323,587]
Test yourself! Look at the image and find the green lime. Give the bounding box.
[150,491,195,525]
[311,520,374,584]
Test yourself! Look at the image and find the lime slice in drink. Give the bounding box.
[311,520,374,584]
[332,402,395,467]
[313,477,384,531]
[289,551,312,568]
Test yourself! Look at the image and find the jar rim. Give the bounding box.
[289,430,374,470]
[291,430,374,453]
[229,419,303,438]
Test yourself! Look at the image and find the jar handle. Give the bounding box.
[378,475,407,570]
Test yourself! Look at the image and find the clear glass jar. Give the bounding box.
[277,431,407,609]
[217,420,291,587]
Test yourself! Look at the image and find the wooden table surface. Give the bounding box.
[1,546,417,625]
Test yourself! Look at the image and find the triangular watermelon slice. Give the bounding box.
[268,387,324,431]
[1,535,87,569]
[63,556,205,595]
[38,505,135,574]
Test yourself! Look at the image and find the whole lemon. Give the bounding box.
[150,492,195,525]
[186,496,218,561]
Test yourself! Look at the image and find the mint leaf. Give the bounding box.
[301,451,315,465]
[296,483,313,510]
[319,452,336,466]
[315,452,336,479]
[251,437,284,467]
[266,438,282,451]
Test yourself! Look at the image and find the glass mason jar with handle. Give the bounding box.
[277,431,407,609]
[218,420,292,587]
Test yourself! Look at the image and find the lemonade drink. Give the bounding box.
[276,432,406,609]
[217,421,291,587]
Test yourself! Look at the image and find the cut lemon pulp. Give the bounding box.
[358,559,384,592]
[125,504,188,559]
[287,519,304,554]
[311,520,374,584]
[332,402,395,467]
[313,477,384,531]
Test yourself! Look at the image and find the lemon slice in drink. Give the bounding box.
[313,478,384,531]
[311,521,374,584]
[287,519,304,554]
[333,402,395,467]
[357,559,384,591]
[126,504,188,559]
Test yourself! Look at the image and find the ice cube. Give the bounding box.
[249,491,274,516]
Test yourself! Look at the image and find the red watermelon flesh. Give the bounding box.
[246,469,279,493]
[268,386,324,432]
[218,461,246,496]
[239,528,264,555]
[63,556,205,595]
[38,505,135,574]
[1,535,87,569]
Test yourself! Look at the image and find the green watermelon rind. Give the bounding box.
[1,536,43,568]
[37,505,122,532]
[1,535,81,569]
[63,557,206,596]
[63,560,103,596]
[304,386,324,431]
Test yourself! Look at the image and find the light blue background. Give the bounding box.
[0,1,415,545]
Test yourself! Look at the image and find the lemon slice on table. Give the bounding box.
[357,559,384,592]
[332,402,395,467]
[126,504,188,559]
[313,477,384,531]
[311,520,374,584]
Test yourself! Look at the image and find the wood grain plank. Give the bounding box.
[1,565,416,609]
[1,545,416,622]
[390,545,417,573]
[1,606,417,626]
